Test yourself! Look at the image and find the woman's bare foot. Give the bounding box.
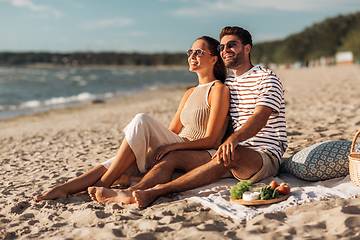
[87,187,135,204]
[132,188,161,208]
[34,185,68,202]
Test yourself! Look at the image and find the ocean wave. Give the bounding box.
[0,66,198,120]
[0,82,187,115]
[1,92,98,112]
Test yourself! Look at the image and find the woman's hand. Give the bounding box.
[153,144,176,163]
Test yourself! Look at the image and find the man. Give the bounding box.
[88,26,287,208]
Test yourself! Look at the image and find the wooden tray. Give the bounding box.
[230,194,290,206]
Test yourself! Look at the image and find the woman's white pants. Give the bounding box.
[101,113,185,173]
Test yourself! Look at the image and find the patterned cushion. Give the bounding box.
[280,141,360,181]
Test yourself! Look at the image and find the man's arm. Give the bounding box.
[212,105,273,166]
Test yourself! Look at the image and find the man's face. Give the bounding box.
[219,35,247,69]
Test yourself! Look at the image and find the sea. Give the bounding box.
[0,66,198,120]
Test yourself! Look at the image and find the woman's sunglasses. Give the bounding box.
[186,49,212,58]
[217,40,242,52]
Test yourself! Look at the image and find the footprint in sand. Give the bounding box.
[10,202,30,214]
[95,210,111,219]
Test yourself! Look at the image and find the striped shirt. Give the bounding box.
[225,65,287,163]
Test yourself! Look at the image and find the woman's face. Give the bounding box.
[188,39,215,73]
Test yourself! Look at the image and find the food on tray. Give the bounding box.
[229,180,254,199]
[248,183,266,193]
[260,186,279,200]
[269,180,279,190]
[242,191,260,201]
[230,180,290,201]
[275,182,291,195]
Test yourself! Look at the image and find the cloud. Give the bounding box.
[10,0,61,18]
[80,17,135,30]
[171,0,360,17]
[238,0,360,12]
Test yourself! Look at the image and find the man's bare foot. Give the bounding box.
[34,185,68,202]
[87,187,135,204]
[132,188,161,208]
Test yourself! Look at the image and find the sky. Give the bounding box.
[1,0,360,53]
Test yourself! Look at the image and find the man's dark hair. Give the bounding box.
[219,26,253,47]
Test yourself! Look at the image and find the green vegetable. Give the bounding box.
[260,186,281,200]
[272,189,280,199]
[260,186,273,200]
[230,180,254,199]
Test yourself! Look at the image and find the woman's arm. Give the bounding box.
[154,83,230,161]
[167,87,195,134]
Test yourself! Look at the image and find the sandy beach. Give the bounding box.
[1,64,360,239]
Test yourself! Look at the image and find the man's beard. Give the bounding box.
[224,52,245,69]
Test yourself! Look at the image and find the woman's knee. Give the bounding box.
[126,113,152,134]
[133,113,150,123]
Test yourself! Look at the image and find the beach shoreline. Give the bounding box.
[0,84,193,122]
[1,65,360,239]
[0,65,197,121]
[14,62,189,70]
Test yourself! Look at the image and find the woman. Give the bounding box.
[34,36,230,202]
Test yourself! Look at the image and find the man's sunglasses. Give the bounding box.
[186,49,212,58]
[217,40,242,52]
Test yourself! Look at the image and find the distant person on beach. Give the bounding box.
[34,36,230,202]
[87,26,287,208]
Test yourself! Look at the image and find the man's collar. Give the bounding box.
[233,65,259,78]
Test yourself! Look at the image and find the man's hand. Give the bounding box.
[213,105,273,166]
[212,135,238,167]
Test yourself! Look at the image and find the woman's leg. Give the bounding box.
[34,114,149,202]
[34,138,136,202]
[35,114,181,202]
[94,138,136,188]
[94,113,184,187]
[34,164,107,201]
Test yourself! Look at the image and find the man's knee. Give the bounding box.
[159,150,211,172]
[233,146,262,164]
[230,146,263,179]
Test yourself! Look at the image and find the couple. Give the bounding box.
[34,26,287,208]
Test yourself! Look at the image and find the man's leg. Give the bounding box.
[87,150,213,204]
[228,146,263,180]
[133,157,230,208]
[133,146,262,208]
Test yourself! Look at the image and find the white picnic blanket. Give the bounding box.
[179,173,360,221]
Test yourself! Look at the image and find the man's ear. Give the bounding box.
[245,44,251,55]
